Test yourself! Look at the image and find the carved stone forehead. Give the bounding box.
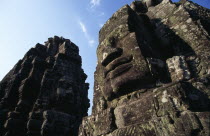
[97,24,129,56]
[98,4,137,45]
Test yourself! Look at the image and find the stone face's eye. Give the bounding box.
[101,48,123,66]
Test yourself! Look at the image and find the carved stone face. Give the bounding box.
[41,111,72,136]
[57,79,74,101]
[96,33,154,100]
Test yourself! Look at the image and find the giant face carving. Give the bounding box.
[96,32,154,100]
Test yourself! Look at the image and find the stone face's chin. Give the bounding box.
[112,66,150,93]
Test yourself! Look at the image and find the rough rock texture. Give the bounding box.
[79,0,210,136]
[166,56,191,82]
[0,36,89,136]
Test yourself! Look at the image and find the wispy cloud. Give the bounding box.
[98,12,105,16]
[78,21,95,47]
[89,40,95,47]
[79,21,87,33]
[90,0,101,8]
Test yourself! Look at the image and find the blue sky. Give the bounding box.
[0,0,209,114]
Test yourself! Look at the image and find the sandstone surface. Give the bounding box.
[79,0,210,135]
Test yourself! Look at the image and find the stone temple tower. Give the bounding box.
[0,36,89,136]
[79,0,210,135]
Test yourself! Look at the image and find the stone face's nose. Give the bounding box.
[101,47,123,66]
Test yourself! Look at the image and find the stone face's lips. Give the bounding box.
[109,63,133,79]
[104,55,133,78]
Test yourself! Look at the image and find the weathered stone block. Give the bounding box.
[79,108,115,136]
[167,56,191,82]
[114,81,190,129]
[110,123,156,136]
[114,93,154,128]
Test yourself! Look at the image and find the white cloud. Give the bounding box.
[79,21,87,33]
[98,12,105,16]
[78,21,96,47]
[89,40,95,47]
[90,0,101,7]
